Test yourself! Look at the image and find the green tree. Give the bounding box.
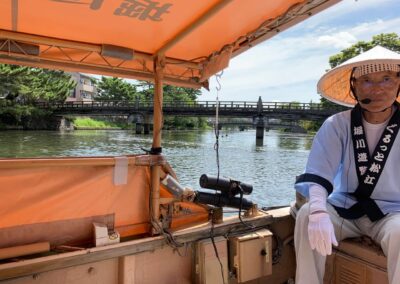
[134,81,201,102]
[320,97,336,108]
[162,85,200,101]
[133,81,204,129]
[281,101,302,109]
[0,64,76,128]
[329,33,400,68]
[0,65,26,99]
[24,69,76,102]
[136,80,154,101]
[0,64,75,102]
[96,77,138,101]
[161,85,203,129]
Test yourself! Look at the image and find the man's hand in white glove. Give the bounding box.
[307,184,338,256]
[308,212,338,256]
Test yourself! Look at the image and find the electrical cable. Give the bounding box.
[214,71,223,179]
[210,209,227,284]
[260,205,290,212]
[271,232,284,265]
[238,188,288,265]
[238,185,255,230]
[209,73,229,283]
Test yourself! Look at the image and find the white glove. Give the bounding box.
[308,212,338,256]
[307,184,338,256]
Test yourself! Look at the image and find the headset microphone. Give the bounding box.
[359,98,392,113]
[360,98,372,104]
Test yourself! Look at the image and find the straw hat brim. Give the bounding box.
[317,47,400,107]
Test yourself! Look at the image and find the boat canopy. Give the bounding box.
[0,0,340,88]
[0,0,343,253]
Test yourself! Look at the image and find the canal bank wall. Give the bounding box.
[0,115,74,131]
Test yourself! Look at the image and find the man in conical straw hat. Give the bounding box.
[294,46,400,284]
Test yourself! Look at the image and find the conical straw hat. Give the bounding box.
[317,46,400,107]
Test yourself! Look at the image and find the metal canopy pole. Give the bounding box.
[150,56,164,234]
[0,30,201,70]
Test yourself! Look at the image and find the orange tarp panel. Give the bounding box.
[0,163,149,229]
[0,0,341,87]
[0,155,208,248]
[0,155,151,248]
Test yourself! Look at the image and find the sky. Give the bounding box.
[200,0,400,103]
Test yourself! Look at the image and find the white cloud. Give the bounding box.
[352,18,400,37]
[298,0,398,30]
[317,32,357,48]
[201,2,400,103]
[314,17,400,48]
[329,0,395,14]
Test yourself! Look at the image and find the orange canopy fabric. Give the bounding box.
[0,0,340,88]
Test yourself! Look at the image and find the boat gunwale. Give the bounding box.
[0,208,292,281]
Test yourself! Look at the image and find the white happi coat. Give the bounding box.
[295,109,400,215]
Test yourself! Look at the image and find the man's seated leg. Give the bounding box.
[295,204,326,284]
[327,203,363,242]
[294,203,362,284]
[370,213,400,284]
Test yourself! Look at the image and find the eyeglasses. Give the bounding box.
[355,75,399,89]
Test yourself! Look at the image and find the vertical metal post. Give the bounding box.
[150,56,164,234]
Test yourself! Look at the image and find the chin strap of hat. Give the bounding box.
[349,67,358,101]
[397,68,400,98]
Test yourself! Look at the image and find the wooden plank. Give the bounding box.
[1,259,119,284]
[0,242,50,260]
[0,155,165,168]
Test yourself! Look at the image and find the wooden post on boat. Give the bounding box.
[146,0,236,235]
[150,56,164,234]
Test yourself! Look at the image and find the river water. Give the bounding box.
[0,129,313,207]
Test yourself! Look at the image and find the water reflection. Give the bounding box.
[278,136,300,150]
[255,138,263,147]
[0,129,314,207]
[304,136,314,149]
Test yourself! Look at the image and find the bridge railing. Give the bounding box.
[31,100,347,112]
